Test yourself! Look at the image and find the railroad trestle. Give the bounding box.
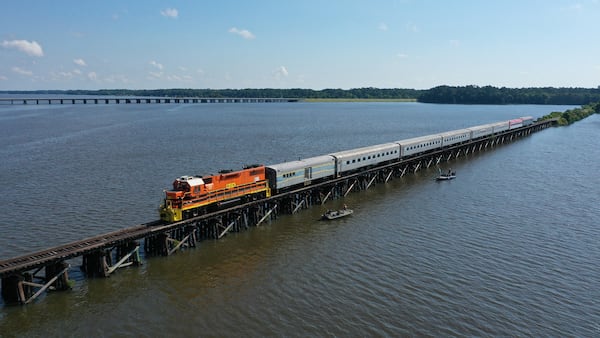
[0,119,555,305]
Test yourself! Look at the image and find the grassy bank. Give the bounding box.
[539,101,600,126]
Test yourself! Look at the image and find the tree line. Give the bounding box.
[3,85,600,105]
[418,85,600,105]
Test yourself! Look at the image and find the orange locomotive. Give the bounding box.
[159,164,270,222]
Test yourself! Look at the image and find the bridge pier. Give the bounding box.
[44,262,71,292]
[82,250,110,277]
[165,229,196,255]
[110,242,142,273]
[145,233,170,256]
[82,244,144,277]
[144,224,201,257]
[1,274,26,304]
[1,261,71,304]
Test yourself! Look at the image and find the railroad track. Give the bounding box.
[0,201,267,278]
[0,220,163,277]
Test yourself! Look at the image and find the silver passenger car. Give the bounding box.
[467,123,495,140]
[491,120,510,133]
[329,143,400,175]
[396,134,443,158]
[439,128,472,147]
[266,155,336,192]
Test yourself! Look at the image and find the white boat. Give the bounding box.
[436,173,456,181]
[436,169,456,181]
[321,208,353,220]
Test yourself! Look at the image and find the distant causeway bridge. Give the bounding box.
[0,119,557,305]
[0,97,298,105]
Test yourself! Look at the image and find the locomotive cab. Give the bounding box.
[160,176,206,222]
[169,175,206,198]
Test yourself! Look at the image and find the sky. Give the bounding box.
[1,0,599,90]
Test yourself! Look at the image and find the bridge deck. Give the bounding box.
[0,221,158,277]
[0,97,297,105]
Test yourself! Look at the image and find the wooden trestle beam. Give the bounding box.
[256,204,277,226]
[167,233,194,255]
[321,190,333,204]
[385,170,394,182]
[365,175,378,189]
[292,199,305,214]
[106,245,141,273]
[219,216,241,239]
[344,180,357,197]
[23,264,70,304]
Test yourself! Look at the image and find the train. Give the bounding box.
[159,116,533,222]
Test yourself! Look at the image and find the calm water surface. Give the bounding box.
[0,101,598,336]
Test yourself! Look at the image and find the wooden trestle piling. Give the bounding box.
[1,262,71,305]
[81,242,141,277]
[0,119,555,305]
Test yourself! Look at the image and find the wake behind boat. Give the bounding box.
[321,208,353,220]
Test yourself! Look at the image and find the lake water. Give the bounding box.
[0,100,598,336]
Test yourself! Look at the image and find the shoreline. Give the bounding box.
[302,98,417,103]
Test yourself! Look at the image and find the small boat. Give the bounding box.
[321,208,353,220]
[436,173,456,181]
[436,169,456,181]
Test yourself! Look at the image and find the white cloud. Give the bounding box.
[229,27,256,40]
[74,58,87,66]
[2,40,44,57]
[161,8,178,18]
[397,53,408,58]
[149,60,164,70]
[273,66,289,80]
[378,23,388,31]
[449,39,460,47]
[87,72,97,80]
[12,66,33,76]
[0,75,8,81]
